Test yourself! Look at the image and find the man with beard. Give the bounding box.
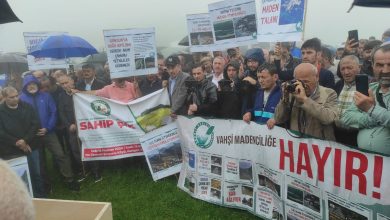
[342,43,390,155]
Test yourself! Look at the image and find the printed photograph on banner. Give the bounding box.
[239,159,253,183]
[184,173,196,194]
[198,152,223,176]
[377,213,390,220]
[210,179,222,201]
[256,0,306,42]
[325,192,372,220]
[127,89,171,132]
[208,0,258,49]
[241,185,254,208]
[256,163,282,198]
[139,123,182,181]
[188,150,197,171]
[285,175,322,217]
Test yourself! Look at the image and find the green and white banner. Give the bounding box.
[176,116,390,220]
[73,89,171,161]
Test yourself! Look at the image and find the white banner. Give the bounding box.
[140,122,182,181]
[186,13,214,53]
[103,28,157,79]
[208,0,258,50]
[23,32,68,70]
[74,89,171,161]
[255,0,306,42]
[7,156,33,197]
[176,116,390,219]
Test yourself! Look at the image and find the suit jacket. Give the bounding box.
[75,78,106,91]
[168,72,190,115]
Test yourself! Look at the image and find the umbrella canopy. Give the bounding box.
[81,52,107,65]
[178,35,189,46]
[348,0,390,11]
[29,34,98,59]
[0,0,22,24]
[0,52,28,74]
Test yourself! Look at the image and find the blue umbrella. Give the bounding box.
[29,34,98,59]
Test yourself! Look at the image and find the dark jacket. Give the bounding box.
[274,54,300,82]
[58,91,76,128]
[319,68,335,89]
[139,77,162,96]
[187,78,218,117]
[19,75,57,133]
[247,84,282,124]
[217,61,242,119]
[76,78,106,91]
[0,102,41,159]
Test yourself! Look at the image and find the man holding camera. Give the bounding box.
[341,44,390,155]
[186,63,217,117]
[267,63,339,141]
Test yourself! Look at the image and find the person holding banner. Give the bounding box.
[74,77,141,103]
[267,63,339,141]
[216,60,242,119]
[341,43,390,155]
[166,55,190,117]
[186,63,217,117]
[243,63,281,124]
[240,48,265,115]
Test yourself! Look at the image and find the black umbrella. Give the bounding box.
[348,0,390,12]
[178,35,189,46]
[0,52,28,74]
[0,0,22,24]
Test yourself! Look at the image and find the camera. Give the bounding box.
[285,79,305,93]
[185,78,199,93]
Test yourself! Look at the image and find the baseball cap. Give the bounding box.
[165,55,180,67]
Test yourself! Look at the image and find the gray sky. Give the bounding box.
[0,0,389,53]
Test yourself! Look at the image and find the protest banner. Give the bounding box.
[176,116,390,219]
[7,156,33,196]
[73,89,171,161]
[208,0,258,50]
[139,122,182,181]
[103,28,157,79]
[255,0,307,42]
[186,13,214,53]
[23,32,68,70]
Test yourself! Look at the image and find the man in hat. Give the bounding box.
[165,55,190,117]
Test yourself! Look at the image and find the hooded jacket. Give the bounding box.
[19,75,57,133]
[216,61,242,119]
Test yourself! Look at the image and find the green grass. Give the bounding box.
[47,157,262,219]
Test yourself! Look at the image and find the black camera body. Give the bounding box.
[185,79,199,94]
[285,79,304,93]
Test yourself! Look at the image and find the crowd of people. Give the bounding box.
[0,29,389,198]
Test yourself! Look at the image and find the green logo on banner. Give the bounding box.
[91,100,111,116]
[193,122,214,149]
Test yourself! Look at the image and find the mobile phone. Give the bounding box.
[348,30,359,48]
[355,74,368,96]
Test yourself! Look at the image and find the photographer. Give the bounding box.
[267,63,339,141]
[186,63,218,117]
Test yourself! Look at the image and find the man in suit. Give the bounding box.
[76,64,107,91]
[165,55,190,117]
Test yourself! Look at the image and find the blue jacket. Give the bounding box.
[248,84,282,124]
[19,75,57,133]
